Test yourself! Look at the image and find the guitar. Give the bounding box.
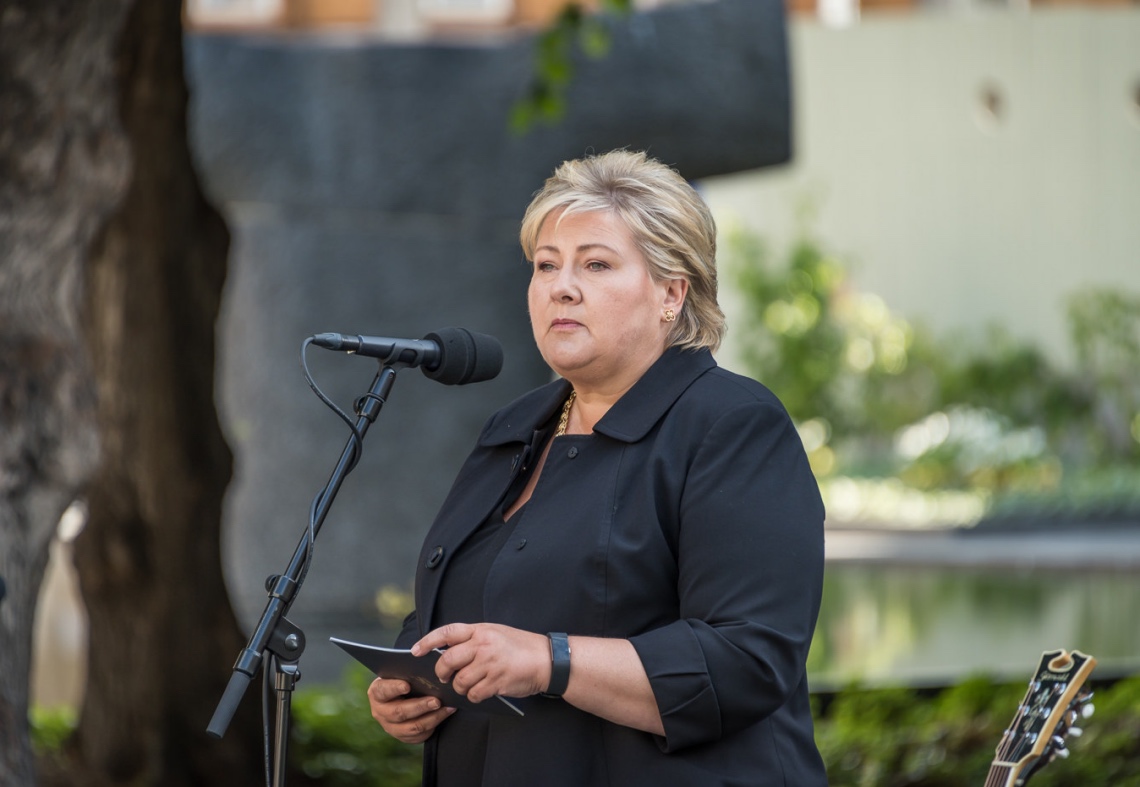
[985,649,1097,787]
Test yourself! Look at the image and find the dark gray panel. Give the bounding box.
[187,0,790,216]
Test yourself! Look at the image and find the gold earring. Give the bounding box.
[663,308,676,323]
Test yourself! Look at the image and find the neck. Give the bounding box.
[565,343,669,401]
[560,389,611,435]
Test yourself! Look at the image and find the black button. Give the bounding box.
[425,545,445,569]
[567,446,579,459]
[516,538,527,550]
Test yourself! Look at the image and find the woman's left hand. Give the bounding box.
[413,622,551,703]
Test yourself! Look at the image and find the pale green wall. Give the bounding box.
[703,7,1140,371]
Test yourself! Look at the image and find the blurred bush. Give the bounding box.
[32,666,1140,786]
[816,674,1140,787]
[290,665,422,787]
[30,706,76,753]
[727,224,1140,526]
[30,704,76,772]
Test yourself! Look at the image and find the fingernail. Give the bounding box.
[446,707,458,715]
[410,645,422,656]
[428,699,440,710]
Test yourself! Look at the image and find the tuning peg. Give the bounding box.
[1082,704,1095,718]
[1054,745,1070,759]
[1068,727,1083,737]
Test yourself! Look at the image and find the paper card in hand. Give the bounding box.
[329,637,525,717]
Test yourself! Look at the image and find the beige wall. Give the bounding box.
[703,7,1140,370]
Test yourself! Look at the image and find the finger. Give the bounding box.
[413,622,474,655]
[390,706,457,745]
[373,694,444,725]
[449,660,490,699]
[368,677,410,703]
[458,678,491,704]
[434,640,478,684]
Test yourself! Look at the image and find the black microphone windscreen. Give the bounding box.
[422,328,503,385]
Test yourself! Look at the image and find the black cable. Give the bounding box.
[296,336,368,591]
[301,336,366,464]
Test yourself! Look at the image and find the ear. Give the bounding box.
[662,277,688,311]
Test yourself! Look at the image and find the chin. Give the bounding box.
[544,357,594,382]
[539,343,590,372]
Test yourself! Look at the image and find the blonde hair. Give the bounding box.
[520,150,726,353]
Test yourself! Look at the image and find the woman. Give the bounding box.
[368,150,827,786]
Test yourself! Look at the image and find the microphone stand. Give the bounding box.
[207,361,401,787]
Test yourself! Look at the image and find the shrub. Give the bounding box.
[725,224,1140,524]
[815,675,1140,787]
[290,665,422,787]
[280,665,1140,787]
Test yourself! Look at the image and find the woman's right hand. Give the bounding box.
[367,676,456,744]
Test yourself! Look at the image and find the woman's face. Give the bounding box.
[528,208,686,395]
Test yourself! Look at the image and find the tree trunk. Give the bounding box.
[0,2,129,783]
[0,1,263,784]
[50,1,263,785]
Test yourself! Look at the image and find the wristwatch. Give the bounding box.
[542,632,571,698]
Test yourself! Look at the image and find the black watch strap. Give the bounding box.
[543,632,571,698]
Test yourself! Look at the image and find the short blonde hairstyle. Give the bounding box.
[520,149,726,353]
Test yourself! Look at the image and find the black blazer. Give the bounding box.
[399,347,828,786]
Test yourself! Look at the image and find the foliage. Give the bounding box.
[816,675,1140,787]
[726,223,1140,523]
[1068,289,1140,461]
[511,0,633,133]
[30,706,77,755]
[73,666,1127,787]
[374,583,416,629]
[289,665,422,787]
[731,227,925,440]
[33,667,1140,787]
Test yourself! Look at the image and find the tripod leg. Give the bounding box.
[272,658,301,787]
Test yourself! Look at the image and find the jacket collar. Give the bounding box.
[479,346,716,447]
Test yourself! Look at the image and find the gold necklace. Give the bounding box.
[555,390,576,437]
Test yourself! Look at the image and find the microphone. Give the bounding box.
[312,327,503,385]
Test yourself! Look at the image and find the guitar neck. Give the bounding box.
[984,762,1015,787]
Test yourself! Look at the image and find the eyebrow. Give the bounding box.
[534,242,619,256]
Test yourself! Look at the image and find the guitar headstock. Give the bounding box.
[988,649,1096,787]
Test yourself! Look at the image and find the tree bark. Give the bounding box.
[0,1,263,784]
[54,1,263,785]
[0,2,129,783]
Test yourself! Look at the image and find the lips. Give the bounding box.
[551,319,582,329]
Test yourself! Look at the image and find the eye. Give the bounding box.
[535,260,556,273]
[585,260,609,272]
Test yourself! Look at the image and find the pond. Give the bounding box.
[810,528,1140,690]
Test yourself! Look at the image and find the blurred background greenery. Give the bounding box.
[725,220,1140,529]
[34,663,1140,786]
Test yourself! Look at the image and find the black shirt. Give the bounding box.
[433,449,538,786]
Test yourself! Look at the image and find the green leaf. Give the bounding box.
[577,19,612,58]
[511,0,632,136]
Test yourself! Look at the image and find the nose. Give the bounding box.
[551,265,580,303]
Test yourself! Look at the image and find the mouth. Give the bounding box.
[551,319,582,330]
